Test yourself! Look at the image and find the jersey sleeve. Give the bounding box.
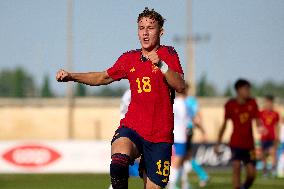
[173,101,178,114]
[161,46,184,75]
[224,101,231,120]
[107,53,128,81]
[185,97,199,118]
[191,98,199,117]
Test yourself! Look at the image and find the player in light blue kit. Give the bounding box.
[168,86,209,189]
[182,96,209,188]
[167,84,191,189]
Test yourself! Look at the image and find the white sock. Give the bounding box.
[277,154,284,177]
[180,161,192,189]
[183,161,192,175]
[181,167,190,189]
[168,167,179,189]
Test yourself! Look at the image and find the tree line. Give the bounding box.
[196,74,284,98]
[0,68,283,98]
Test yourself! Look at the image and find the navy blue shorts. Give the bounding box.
[111,127,172,188]
[261,140,274,150]
[230,147,256,166]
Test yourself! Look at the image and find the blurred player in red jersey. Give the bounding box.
[259,94,280,177]
[56,7,185,189]
[215,79,264,189]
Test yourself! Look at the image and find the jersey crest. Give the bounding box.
[130,67,136,73]
[152,64,159,73]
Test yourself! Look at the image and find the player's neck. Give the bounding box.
[265,107,273,111]
[141,44,160,56]
[236,96,246,104]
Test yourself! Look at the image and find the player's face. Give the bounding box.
[264,99,273,110]
[237,86,251,99]
[138,17,163,52]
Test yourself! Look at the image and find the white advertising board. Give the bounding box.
[0,141,111,173]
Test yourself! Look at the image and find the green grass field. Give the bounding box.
[0,170,283,189]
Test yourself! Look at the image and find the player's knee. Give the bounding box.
[110,153,131,189]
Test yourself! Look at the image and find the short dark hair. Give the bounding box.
[234,79,251,90]
[137,7,165,28]
[265,94,275,101]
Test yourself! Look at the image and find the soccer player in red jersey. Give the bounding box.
[56,8,185,189]
[259,95,280,176]
[215,79,263,189]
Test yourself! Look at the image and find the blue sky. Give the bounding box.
[0,0,283,95]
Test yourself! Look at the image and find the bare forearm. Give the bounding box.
[256,118,262,128]
[146,51,185,92]
[196,124,206,135]
[70,71,112,86]
[164,68,185,93]
[193,114,206,135]
[217,122,227,144]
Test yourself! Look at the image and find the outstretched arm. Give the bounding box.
[56,69,114,86]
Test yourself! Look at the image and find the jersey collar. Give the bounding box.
[140,45,162,63]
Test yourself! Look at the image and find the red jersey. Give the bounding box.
[260,109,279,141]
[107,45,183,143]
[225,98,259,150]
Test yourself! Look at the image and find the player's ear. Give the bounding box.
[160,28,164,37]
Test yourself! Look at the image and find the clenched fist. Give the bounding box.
[147,51,160,65]
[56,69,71,82]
